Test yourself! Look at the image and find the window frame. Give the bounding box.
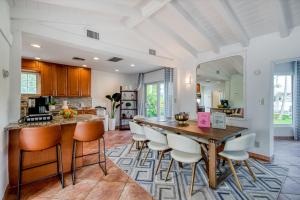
[21,71,40,95]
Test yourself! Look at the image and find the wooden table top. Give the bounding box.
[136,118,247,142]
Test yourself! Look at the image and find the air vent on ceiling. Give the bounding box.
[107,57,123,62]
[72,57,85,61]
[149,48,156,56]
[87,29,100,40]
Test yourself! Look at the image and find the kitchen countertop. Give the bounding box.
[5,114,104,131]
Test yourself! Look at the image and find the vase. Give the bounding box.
[108,118,116,131]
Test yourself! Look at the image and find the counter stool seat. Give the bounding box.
[17,125,64,200]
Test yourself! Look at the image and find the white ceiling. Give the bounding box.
[22,33,161,74]
[9,0,300,73]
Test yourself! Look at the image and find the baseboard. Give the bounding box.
[2,185,9,200]
[274,136,294,140]
[249,152,272,162]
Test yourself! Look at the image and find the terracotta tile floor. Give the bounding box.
[6,130,153,200]
[6,131,300,200]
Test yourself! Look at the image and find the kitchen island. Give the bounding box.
[5,114,104,187]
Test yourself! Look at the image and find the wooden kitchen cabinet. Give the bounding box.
[53,64,68,96]
[40,62,54,96]
[21,59,40,71]
[79,68,91,97]
[67,66,80,97]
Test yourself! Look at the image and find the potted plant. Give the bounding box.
[48,101,57,111]
[105,93,121,130]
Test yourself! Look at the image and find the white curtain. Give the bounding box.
[164,67,174,118]
[294,61,300,140]
[137,73,145,116]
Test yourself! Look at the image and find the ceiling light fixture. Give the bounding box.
[93,57,99,60]
[130,64,135,67]
[115,69,119,72]
[82,64,87,67]
[31,44,41,48]
[34,57,41,60]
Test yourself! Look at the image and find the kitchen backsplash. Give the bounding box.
[21,95,92,117]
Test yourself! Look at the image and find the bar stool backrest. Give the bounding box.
[19,125,61,151]
[129,121,144,135]
[74,121,104,142]
[144,126,167,144]
[224,133,256,152]
[167,134,201,154]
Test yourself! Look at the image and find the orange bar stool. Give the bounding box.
[71,121,107,185]
[18,125,64,200]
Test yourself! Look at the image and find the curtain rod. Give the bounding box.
[143,67,173,75]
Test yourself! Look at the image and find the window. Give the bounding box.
[273,75,293,125]
[21,72,38,94]
[145,82,165,118]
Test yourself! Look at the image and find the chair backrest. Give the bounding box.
[129,121,144,135]
[19,125,61,151]
[74,120,104,142]
[224,133,256,152]
[144,126,167,144]
[167,133,201,154]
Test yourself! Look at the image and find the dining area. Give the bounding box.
[128,116,255,193]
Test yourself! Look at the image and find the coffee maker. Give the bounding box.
[28,96,50,114]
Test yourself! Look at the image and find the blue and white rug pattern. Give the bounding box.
[107,144,288,200]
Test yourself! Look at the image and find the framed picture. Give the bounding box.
[197,112,210,127]
[212,112,226,129]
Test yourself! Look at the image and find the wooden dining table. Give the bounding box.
[135,118,247,189]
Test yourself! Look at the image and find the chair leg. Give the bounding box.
[165,158,174,181]
[244,160,256,181]
[155,151,164,175]
[142,148,151,165]
[190,162,197,196]
[72,140,77,185]
[58,144,65,188]
[128,140,135,153]
[227,158,243,191]
[136,141,145,160]
[99,137,107,175]
[17,150,23,200]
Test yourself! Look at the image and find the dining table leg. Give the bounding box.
[208,139,217,188]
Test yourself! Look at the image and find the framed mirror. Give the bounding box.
[196,55,245,118]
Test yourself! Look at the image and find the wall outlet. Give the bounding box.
[255,141,260,148]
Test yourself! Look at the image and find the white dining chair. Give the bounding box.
[165,133,203,196]
[218,133,256,191]
[128,121,148,159]
[143,126,171,175]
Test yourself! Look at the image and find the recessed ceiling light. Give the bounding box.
[31,44,41,48]
[82,64,87,67]
[115,69,119,72]
[34,57,41,60]
[93,57,99,60]
[130,64,135,67]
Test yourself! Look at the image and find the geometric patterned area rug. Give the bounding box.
[107,144,288,200]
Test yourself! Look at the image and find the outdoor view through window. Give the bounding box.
[273,75,293,125]
[21,72,38,94]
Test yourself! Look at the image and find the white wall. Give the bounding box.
[176,27,300,157]
[0,0,12,197]
[91,69,137,124]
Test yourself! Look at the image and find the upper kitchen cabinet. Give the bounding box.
[21,59,40,72]
[53,64,68,97]
[79,68,91,97]
[40,62,54,96]
[67,66,80,97]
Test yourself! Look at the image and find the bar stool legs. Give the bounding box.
[17,145,64,200]
[17,150,23,200]
[71,137,107,185]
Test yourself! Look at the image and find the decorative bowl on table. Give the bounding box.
[59,109,78,119]
[174,112,189,126]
